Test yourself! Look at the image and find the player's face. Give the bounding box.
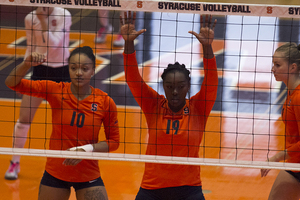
[163,71,190,113]
[272,51,289,83]
[69,53,95,87]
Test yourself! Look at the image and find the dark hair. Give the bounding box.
[68,46,95,68]
[161,62,191,82]
[275,42,300,68]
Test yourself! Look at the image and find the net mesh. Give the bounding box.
[0,1,299,171]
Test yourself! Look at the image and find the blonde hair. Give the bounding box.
[276,42,300,69]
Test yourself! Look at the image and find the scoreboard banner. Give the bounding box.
[1,0,300,18]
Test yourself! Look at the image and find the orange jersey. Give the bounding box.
[282,84,300,163]
[124,52,218,189]
[9,80,119,182]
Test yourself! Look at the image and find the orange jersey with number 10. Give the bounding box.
[9,80,119,182]
[124,52,218,189]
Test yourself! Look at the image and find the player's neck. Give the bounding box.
[70,84,91,101]
[287,77,300,92]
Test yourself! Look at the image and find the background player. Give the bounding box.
[5,46,120,200]
[5,6,72,180]
[261,42,300,200]
[121,11,218,199]
[95,9,124,47]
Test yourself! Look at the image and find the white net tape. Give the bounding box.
[1,147,300,170]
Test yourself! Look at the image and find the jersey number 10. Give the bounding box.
[70,111,85,128]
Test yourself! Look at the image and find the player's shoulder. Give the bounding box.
[93,87,117,104]
[25,10,36,21]
[292,89,300,102]
[93,87,110,99]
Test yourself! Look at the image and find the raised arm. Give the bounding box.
[189,15,217,59]
[120,11,146,54]
[5,53,46,87]
[189,15,218,116]
[121,12,161,112]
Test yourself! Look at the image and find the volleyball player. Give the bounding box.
[5,46,120,200]
[121,11,218,200]
[261,43,300,200]
[5,7,72,180]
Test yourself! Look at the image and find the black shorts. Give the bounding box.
[40,171,104,191]
[286,170,300,182]
[135,186,205,200]
[31,65,71,83]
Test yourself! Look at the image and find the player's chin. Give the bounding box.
[171,99,185,107]
[71,79,85,86]
[273,75,284,82]
[274,76,284,82]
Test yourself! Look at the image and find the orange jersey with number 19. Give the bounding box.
[9,80,119,182]
[124,52,218,189]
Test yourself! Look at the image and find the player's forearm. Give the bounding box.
[202,44,214,59]
[93,141,110,152]
[123,52,142,83]
[5,61,31,87]
[72,140,117,153]
[269,150,289,162]
[124,40,135,54]
[40,18,48,32]
[201,56,218,92]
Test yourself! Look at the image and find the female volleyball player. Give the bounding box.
[261,43,300,200]
[5,6,72,180]
[121,12,218,200]
[5,46,120,200]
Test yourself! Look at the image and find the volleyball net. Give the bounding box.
[0,0,300,171]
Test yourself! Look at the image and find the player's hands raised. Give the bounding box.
[120,11,146,42]
[189,15,217,45]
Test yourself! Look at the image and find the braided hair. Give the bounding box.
[161,62,191,82]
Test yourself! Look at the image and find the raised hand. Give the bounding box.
[5,52,46,87]
[189,15,217,45]
[119,11,146,42]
